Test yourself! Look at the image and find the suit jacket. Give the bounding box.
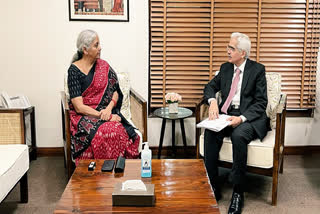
[204,59,269,140]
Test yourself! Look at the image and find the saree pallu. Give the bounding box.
[69,59,139,164]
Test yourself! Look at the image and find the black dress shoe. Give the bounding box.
[213,187,222,201]
[228,192,244,214]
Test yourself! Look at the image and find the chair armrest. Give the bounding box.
[195,98,207,123]
[195,97,206,107]
[60,91,73,179]
[130,88,147,142]
[273,93,287,169]
[277,93,287,114]
[195,98,208,158]
[60,91,69,111]
[0,106,34,115]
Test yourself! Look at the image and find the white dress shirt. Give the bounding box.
[232,59,246,106]
[209,59,247,122]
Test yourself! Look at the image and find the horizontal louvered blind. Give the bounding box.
[150,0,319,109]
[212,0,259,78]
[150,0,213,108]
[260,0,306,108]
[304,0,319,108]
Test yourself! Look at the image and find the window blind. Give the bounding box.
[150,0,319,109]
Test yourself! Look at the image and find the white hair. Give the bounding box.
[231,32,251,59]
[71,29,98,63]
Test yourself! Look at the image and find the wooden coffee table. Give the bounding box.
[54,159,220,214]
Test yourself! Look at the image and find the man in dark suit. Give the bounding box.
[203,32,269,214]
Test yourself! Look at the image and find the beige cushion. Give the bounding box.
[199,130,275,168]
[116,72,131,120]
[265,73,281,129]
[64,71,131,120]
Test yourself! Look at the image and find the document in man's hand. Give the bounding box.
[196,114,231,132]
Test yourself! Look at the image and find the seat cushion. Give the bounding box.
[0,144,29,202]
[199,130,275,169]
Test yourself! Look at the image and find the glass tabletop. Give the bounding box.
[153,107,193,120]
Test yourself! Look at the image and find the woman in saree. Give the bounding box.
[68,29,139,164]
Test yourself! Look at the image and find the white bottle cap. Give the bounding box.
[144,142,149,150]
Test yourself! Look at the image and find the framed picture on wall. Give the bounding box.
[69,0,129,22]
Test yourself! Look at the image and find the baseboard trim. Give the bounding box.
[284,146,320,155]
[37,147,64,157]
[36,145,320,157]
[150,146,197,158]
[37,146,197,158]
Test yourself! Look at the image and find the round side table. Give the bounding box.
[153,107,193,159]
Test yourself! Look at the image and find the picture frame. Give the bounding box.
[68,0,129,22]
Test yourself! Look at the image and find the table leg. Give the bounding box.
[158,118,166,159]
[172,119,176,157]
[30,106,37,160]
[20,172,28,203]
[180,119,187,155]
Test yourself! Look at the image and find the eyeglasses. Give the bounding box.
[226,45,236,52]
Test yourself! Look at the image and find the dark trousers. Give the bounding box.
[204,110,257,191]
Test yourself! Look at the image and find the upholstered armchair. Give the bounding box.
[195,72,286,205]
[61,72,147,179]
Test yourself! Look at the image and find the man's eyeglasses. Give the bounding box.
[227,45,236,52]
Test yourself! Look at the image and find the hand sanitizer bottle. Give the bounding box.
[141,142,152,177]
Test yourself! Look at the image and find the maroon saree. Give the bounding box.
[68,59,139,164]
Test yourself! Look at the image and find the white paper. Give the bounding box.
[121,180,147,191]
[196,114,231,132]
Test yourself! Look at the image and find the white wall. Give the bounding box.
[0,1,319,148]
[0,1,148,147]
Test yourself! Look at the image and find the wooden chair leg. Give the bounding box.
[63,153,67,168]
[67,160,72,179]
[20,172,28,203]
[195,128,200,159]
[279,156,284,174]
[67,160,76,179]
[271,166,279,206]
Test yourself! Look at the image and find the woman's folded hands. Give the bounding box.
[100,107,112,121]
[109,114,121,122]
[100,107,121,122]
